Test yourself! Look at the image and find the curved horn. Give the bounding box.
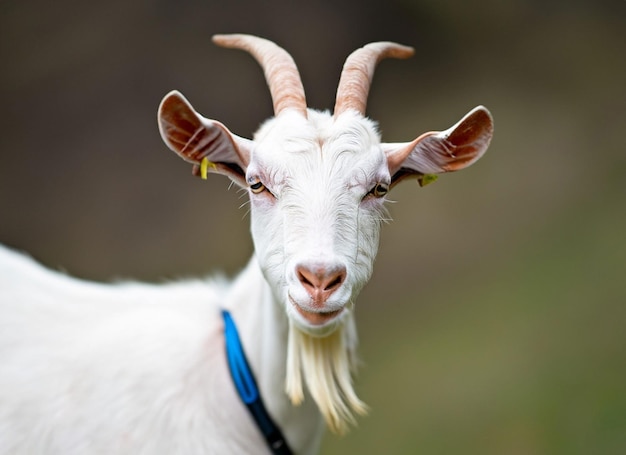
[212,34,307,118]
[334,42,414,117]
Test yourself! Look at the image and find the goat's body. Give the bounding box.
[0,245,323,454]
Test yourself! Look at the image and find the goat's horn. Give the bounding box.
[334,42,414,117]
[212,34,308,118]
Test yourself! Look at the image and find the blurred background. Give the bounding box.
[1,0,624,453]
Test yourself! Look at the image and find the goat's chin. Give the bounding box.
[285,312,368,435]
[286,302,347,338]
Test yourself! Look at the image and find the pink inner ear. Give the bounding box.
[439,106,493,172]
[158,91,251,186]
[385,106,493,180]
[158,92,210,164]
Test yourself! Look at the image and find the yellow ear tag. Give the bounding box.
[200,157,216,180]
[418,174,439,187]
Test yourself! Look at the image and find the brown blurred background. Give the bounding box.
[1,0,625,453]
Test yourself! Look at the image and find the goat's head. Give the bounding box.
[158,34,493,433]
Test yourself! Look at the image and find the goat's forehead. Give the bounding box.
[250,110,384,179]
[254,109,380,142]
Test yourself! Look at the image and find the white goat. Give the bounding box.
[0,34,493,454]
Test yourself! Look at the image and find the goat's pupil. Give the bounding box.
[375,184,388,197]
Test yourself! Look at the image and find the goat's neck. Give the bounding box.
[226,256,287,399]
[225,255,324,453]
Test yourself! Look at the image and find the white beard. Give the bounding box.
[284,312,368,434]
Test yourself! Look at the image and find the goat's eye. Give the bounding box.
[371,183,389,198]
[249,180,266,194]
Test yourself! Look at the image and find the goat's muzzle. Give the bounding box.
[288,260,349,326]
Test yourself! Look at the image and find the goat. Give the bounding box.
[0,34,493,454]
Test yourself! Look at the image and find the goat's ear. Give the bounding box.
[383,106,493,187]
[158,90,252,187]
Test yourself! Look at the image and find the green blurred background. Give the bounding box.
[1,0,624,453]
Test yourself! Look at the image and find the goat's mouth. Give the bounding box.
[288,295,344,326]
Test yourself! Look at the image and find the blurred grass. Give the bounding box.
[323,185,626,454]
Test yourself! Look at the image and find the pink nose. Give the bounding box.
[296,262,346,306]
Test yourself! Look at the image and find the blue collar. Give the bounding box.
[222,310,293,455]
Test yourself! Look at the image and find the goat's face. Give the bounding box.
[248,110,388,335]
[158,91,492,335]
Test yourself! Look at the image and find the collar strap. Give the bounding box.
[222,310,293,455]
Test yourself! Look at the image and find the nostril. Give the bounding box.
[298,267,319,291]
[297,270,314,288]
[324,271,345,292]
